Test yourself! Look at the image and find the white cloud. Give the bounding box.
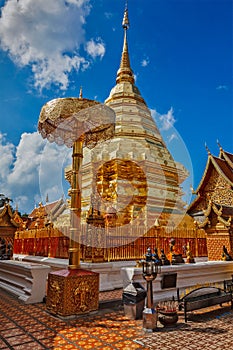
[151,107,176,131]
[0,133,15,181]
[8,132,46,187]
[85,38,105,59]
[168,133,178,143]
[159,107,176,130]
[141,58,149,67]
[0,0,105,91]
[216,85,228,91]
[0,131,71,214]
[104,12,113,19]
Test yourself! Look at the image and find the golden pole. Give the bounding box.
[68,139,83,269]
[38,98,115,317]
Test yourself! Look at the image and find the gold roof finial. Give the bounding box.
[116,2,135,85]
[217,139,223,150]
[205,143,211,155]
[79,86,83,99]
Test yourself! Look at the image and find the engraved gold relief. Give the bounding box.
[96,159,147,226]
[46,271,99,316]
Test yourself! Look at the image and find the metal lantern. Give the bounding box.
[142,247,161,331]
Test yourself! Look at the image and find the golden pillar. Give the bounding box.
[68,139,83,269]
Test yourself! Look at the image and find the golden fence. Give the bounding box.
[14,224,207,262]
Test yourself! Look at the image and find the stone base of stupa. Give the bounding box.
[13,254,136,291]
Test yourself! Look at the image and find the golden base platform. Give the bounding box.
[46,269,99,317]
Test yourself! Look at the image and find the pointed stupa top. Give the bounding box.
[79,86,83,99]
[116,5,135,85]
[105,2,146,105]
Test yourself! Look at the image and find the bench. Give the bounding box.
[177,285,233,322]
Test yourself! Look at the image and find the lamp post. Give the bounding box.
[38,97,115,317]
[142,248,161,332]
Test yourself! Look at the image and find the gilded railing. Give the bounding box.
[14,224,207,261]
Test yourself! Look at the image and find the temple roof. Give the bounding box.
[27,198,66,229]
[219,148,233,168]
[194,152,233,195]
[188,146,233,213]
[0,203,22,228]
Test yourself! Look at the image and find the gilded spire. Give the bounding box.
[79,86,83,99]
[116,4,135,85]
[122,2,129,29]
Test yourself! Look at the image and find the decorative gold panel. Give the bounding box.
[46,269,99,317]
[203,169,233,207]
[96,159,148,226]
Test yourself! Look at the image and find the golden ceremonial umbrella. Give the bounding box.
[38,97,115,269]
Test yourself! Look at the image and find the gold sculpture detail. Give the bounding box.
[46,270,99,317]
[96,159,147,226]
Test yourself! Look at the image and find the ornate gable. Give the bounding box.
[188,147,233,215]
[188,145,233,235]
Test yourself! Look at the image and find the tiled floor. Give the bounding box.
[0,288,233,349]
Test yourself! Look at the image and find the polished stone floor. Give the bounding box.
[0,287,232,349]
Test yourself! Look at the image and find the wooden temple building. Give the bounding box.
[0,195,24,248]
[188,145,233,261]
[14,198,70,258]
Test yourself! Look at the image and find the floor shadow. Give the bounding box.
[180,326,227,334]
[184,305,232,323]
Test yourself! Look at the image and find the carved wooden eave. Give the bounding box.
[203,199,212,217]
[193,154,233,196]
[203,202,232,229]
[197,216,210,229]
[191,199,233,230]
[10,217,20,228]
[217,215,231,227]
[212,202,222,216]
[187,155,214,213]
[0,204,21,228]
[11,211,24,228]
[211,155,233,186]
[192,199,212,229]
[219,148,233,169]
[191,154,212,196]
[188,149,233,215]
[0,205,8,218]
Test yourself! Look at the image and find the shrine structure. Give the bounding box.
[14,6,208,263]
[0,195,23,247]
[65,7,190,246]
[188,144,233,260]
[14,198,69,258]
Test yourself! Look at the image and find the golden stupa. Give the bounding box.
[76,7,188,236]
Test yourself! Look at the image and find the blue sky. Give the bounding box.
[0,0,232,214]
